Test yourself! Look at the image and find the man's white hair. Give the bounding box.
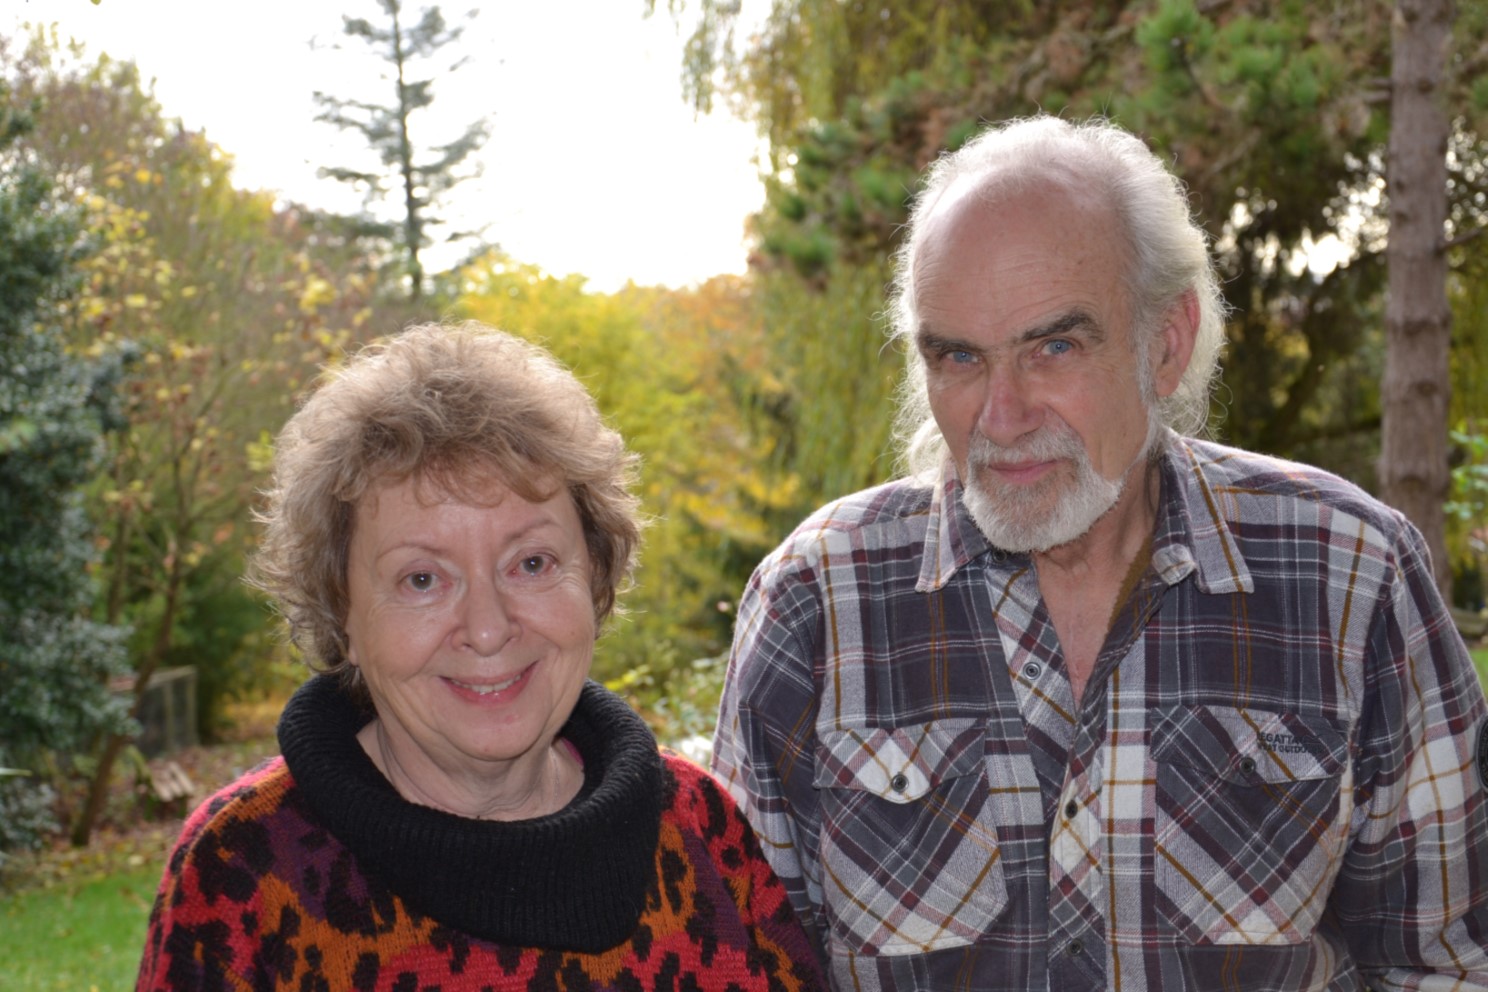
[888,115,1228,480]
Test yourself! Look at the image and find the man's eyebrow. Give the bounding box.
[1019,309,1104,345]
[914,329,978,354]
[916,309,1104,354]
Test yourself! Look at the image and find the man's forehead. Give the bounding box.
[910,181,1128,320]
[918,173,1117,245]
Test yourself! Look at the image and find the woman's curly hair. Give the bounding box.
[248,321,642,678]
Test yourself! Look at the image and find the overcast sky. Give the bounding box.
[7,0,766,292]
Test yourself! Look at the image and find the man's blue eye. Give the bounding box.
[1044,339,1073,356]
[949,350,975,363]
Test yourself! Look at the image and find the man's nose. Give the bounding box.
[976,364,1043,447]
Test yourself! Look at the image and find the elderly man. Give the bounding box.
[712,115,1488,991]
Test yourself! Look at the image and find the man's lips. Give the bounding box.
[976,458,1058,484]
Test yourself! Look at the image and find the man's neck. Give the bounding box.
[1032,458,1163,703]
[1034,457,1162,580]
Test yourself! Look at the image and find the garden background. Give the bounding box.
[3,1,1488,988]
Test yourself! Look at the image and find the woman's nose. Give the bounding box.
[456,584,517,655]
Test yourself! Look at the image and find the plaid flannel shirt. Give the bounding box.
[712,434,1488,991]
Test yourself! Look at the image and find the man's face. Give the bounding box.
[913,182,1173,553]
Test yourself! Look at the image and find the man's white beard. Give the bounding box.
[961,415,1160,554]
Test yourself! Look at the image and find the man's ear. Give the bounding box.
[1152,288,1200,399]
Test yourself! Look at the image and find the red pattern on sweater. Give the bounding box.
[136,751,824,991]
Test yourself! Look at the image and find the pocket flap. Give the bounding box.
[815,719,984,803]
[1151,705,1348,785]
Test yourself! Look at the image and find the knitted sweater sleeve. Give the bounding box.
[658,750,828,989]
[135,758,293,992]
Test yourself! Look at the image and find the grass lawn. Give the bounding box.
[0,861,160,991]
[1475,646,1488,690]
[0,697,282,992]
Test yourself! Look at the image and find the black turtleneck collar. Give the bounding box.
[277,674,665,953]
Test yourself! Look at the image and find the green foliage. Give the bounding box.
[618,652,728,754]
[1446,120,1488,588]
[1448,427,1488,524]
[759,221,836,277]
[0,776,57,877]
[656,0,1057,160]
[314,0,489,301]
[0,81,131,863]
[3,28,385,843]
[1448,425,1488,595]
[746,260,902,508]
[455,257,799,712]
[123,548,275,742]
[1136,0,1217,76]
[661,0,1488,513]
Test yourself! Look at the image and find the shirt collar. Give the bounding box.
[916,456,1002,593]
[915,433,1253,596]
[1155,434,1253,595]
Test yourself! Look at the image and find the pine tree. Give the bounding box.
[314,0,489,302]
[0,84,130,868]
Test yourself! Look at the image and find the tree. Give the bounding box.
[1382,0,1455,601]
[314,0,489,302]
[5,27,381,844]
[1445,124,1488,605]
[656,1,1390,497]
[654,1,1488,590]
[455,256,799,735]
[0,81,130,870]
[648,0,1023,168]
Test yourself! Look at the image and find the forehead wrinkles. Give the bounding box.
[912,189,1139,356]
[914,175,1130,279]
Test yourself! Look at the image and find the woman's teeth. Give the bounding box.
[451,673,521,695]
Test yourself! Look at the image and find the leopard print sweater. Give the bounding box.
[136,676,825,991]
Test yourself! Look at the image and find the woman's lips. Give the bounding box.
[443,662,534,702]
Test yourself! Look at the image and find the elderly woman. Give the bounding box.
[136,323,824,990]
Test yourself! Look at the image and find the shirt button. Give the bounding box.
[1064,799,1079,819]
[1239,756,1258,776]
[1022,661,1042,680]
[1066,938,1084,956]
[889,773,909,793]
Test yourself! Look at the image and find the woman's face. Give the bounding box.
[343,473,596,791]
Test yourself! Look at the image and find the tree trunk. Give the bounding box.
[70,542,184,847]
[391,1,424,303]
[1381,0,1455,603]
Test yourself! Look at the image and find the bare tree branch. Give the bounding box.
[1442,225,1488,251]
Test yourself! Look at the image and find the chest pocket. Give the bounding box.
[813,719,1007,956]
[1152,705,1351,945]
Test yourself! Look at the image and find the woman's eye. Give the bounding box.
[405,571,437,592]
[517,555,551,576]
